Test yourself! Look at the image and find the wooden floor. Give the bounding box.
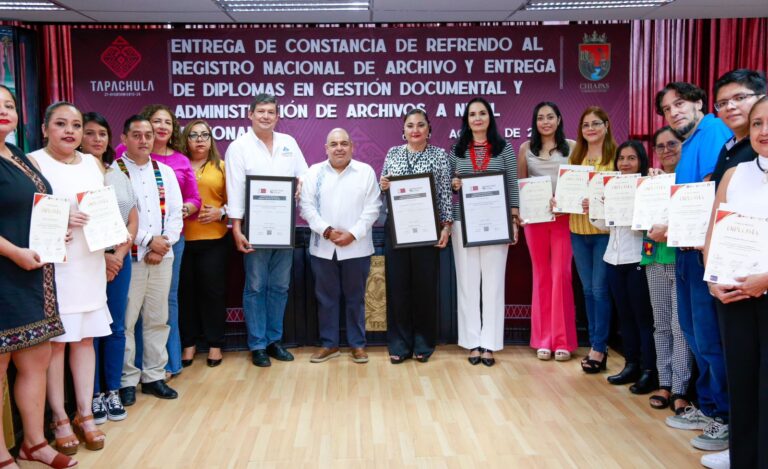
[74,346,703,468]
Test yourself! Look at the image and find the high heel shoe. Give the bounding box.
[468,347,481,366]
[17,441,77,468]
[480,348,495,367]
[607,362,641,385]
[49,419,79,456]
[0,458,14,468]
[72,413,105,451]
[580,351,607,374]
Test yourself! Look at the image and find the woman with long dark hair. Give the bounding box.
[449,97,519,367]
[517,102,577,361]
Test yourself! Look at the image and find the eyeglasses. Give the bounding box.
[714,93,758,112]
[581,121,605,130]
[654,141,680,152]
[188,132,211,141]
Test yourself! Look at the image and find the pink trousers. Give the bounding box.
[524,215,577,352]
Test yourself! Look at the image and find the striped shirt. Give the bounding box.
[569,159,613,235]
[448,141,519,222]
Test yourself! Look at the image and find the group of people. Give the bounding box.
[0,65,765,468]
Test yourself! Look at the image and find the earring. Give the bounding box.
[428,133,432,140]
[402,134,406,141]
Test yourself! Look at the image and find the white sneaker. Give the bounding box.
[666,405,713,430]
[701,449,729,469]
[691,418,729,451]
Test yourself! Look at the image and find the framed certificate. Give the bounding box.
[386,173,440,248]
[518,176,554,224]
[667,181,716,248]
[553,164,593,214]
[244,176,296,249]
[603,173,640,227]
[29,193,70,263]
[459,171,514,247]
[631,173,675,231]
[77,186,130,252]
[704,207,768,285]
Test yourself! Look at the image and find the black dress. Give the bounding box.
[0,144,64,352]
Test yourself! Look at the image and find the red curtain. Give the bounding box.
[630,18,768,163]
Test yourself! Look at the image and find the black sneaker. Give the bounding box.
[105,390,127,421]
[92,393,107,425]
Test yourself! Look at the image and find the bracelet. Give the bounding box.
[323,226,334,239]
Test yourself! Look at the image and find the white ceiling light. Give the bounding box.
[216,0,370,12]
[0,0,65,10]
[524,0,674,10]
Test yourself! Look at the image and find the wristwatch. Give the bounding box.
[323,226,334,239]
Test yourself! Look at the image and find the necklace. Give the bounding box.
[756,157,768,184]
[470,141,492,172]
[44,147,77,164]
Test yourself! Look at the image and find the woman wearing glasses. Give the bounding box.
[643,127,692,414]
[560,106,616,373]
[178,120,229,368]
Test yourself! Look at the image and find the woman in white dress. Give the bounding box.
[29,102,114,454]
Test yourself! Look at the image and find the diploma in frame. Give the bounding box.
[459,171,513,247]
[386,173,440,249]
[244,176,296,249]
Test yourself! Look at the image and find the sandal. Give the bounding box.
[670,394,690,415]
[414,353,432,363]
[649,387,671,409]
[0,458,14,468]
[554,350,571,361]
[18,441,77,468]
[72,413,105,451]
[49,418,79,455]
[536,349,552,360]
[580,350,607,374]
[389,354,411,364]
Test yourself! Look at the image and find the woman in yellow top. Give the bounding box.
[178,120,230,367]
[563,106,616,373]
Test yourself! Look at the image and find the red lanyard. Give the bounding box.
[469,141,491,172]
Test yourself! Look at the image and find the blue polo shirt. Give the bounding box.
[675,114,732,184]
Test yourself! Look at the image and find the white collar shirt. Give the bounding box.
[113,154,183,262]
[225,128,308,220]
[299,159,381,261]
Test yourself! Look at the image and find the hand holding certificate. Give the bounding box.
[631,173,675,230]
[29,193,69,263]
[603,173,640,227]
[77,186,130,252]
[553,164,593,214]
[667,181,716,247]
[518,176,554,224]
[386,173,440,248]
[587,171,619,220]
[459,171,513,247]
[704,208,768,285]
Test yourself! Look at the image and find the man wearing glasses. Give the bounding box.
[653,82,733,454]
[709,69,766,186]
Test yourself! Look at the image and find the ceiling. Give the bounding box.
[2,0,766,24]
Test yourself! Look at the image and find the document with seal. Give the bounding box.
[603,173,640,227]
[704,206,768,285]
[518,176,554,224]
[631,173,676,231]
[459,171,513,247]
[245,176,296,248]
[77,186,129,252]
[553,164,593,214]
[386,173,440,248]
[587,171,620,220]
[667,181,716,248]
[29,193,69,263]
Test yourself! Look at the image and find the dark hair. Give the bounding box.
[652,125,682,146]
[249,93,277,112]
[122,114,151,135]
[0,85,18,108]
[655,82,707,116]
[570,106,616,167]
[713,69,767,104]
[81,112,116,164]
[529,101,570,157]
[453,97,506,158]
[749,95,768,121]
[43,101,81,128]
[139,104,181,152]
[614,140,649,176]
[180,119,223,174]
[402,108,431,138]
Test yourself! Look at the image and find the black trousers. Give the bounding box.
[178,233,231,349]
[718,294,768,469]
[384,225,439,357]
[606,262,657,370]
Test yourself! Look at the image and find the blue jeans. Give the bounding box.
[676,249,729,421]
[570,233,611,353]
[94,253,130,393]
[243,248,293,351]
[165,236,184,374]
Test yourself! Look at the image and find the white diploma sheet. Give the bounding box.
[553,164,593,214]
[77,186,129,252]
[518,176,554,224]
[603,173,640,227]
[587,171,620,220]
[704,208,768,285]
[29,193,69,263]
[667,182,716,248]
[631,173,676,231]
